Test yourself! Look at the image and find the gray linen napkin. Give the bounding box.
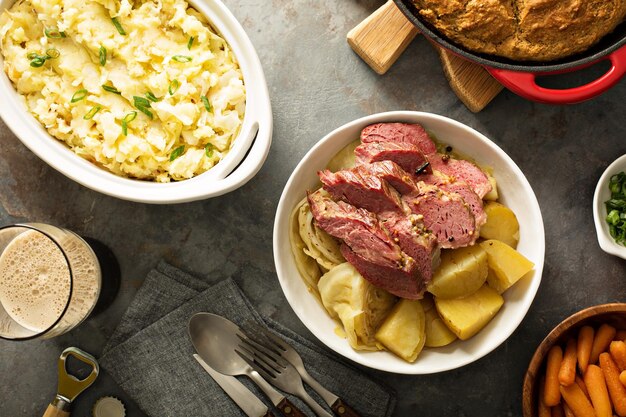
[100,261,396,417]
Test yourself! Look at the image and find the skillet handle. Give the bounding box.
[347,0,419,74]
[487,45,626,104]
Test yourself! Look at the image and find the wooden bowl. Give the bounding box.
[523,303,626,417]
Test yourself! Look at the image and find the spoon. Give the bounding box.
[188,313,306,417]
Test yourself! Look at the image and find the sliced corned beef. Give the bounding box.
[420,173,487,228]
[429,154,492,199]
[307,190,403,270]
[402,184,478,249]
[354,141,430,174]
[318,168,403,213]
[379,210,440,287]
[360,122,437,155]
[353,161,418,195]
[340,244,423,300]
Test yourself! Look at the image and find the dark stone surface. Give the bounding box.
[1,1,626,416]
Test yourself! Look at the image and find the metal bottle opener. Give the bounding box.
[43,347,99,417]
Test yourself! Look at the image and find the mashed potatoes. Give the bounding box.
[0,0,245,182]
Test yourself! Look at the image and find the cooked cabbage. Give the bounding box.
[0,0,245,182]
[318,262,396,351]
[289,197,322,295]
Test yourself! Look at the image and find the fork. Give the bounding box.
[248,326,361,417]
[236,336,333,417]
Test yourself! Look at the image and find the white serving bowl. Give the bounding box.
[593,154,626,259]
[0,0,272,204]
[274,111,545,374]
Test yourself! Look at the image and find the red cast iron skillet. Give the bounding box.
[394,0,626,104]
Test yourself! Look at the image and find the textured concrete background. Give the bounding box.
[1,0,626,416]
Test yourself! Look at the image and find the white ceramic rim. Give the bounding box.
[0,0,272,203]
[273,111,545,374]
[593,154,626,259]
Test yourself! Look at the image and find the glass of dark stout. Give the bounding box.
[0,223,119,340]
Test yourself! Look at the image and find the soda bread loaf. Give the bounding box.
[412,0,626,61]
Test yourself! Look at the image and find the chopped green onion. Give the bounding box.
[111,17,126,35]
[201,95,211,112]
[83,106,102,120]
[44,27,66,38]
[170,145,185,161]
[171,55,192,63]
[133,96,153,119]
[29,57,46,68]
[99,46,107,66]
[71,89,88,103]
[102,84,121,94]
[187,36,194,50]
[605,171,626,246]
[121,111,137,136]
[168,79,180,95]
[145,92,160,102]
[45,48,60,59]
[205,143,214,158]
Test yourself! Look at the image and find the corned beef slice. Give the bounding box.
[429,155,492,199]
[340,244,424,300]
[354,141,430,173]
[307,190,403,270]
[318,169,403,213]
[353,161,418,195]
[420,173,487,228]
[379,210,440,285]
[402,185,477,249]
[360,122,437,155]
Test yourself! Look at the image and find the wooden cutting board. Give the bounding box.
[347,0,503,113]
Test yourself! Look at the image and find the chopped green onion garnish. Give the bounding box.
[102,84,121,94]
[99,46,107,66]
[187,36,194,50]
[205,143,214,158]
[133,96,153,119]
[145,92,160,102]
[201,95,211,112]
[168,79,180,95]
[605,171,626,246]
[171,55,192,63]
[71,89,88,103]
[111,17,126,35]
[83,106,101,120]
[170,145,185,161]
[45,48,60,59]
[29,57,46,68]
[121,111,137,136]
[44,27,66,38]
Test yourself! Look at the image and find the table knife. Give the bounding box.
[193,354,275,417]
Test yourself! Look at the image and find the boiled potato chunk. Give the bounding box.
[480,239,534,294]
[480,202,520,248]
[426,245,488,299]
[483,174,498,201]
[435,285,504,340]
[375,299,426,362]
[422,295,457,347]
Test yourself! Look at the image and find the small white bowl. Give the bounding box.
[274,111,545,374]
[593,154,626,259]
[0,0,272,204]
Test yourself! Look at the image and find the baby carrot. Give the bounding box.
[600,352,626,416]
[620,370,626,387]
[584,364,612,417]
[616,330,626,341]
[559,383,596,417]
[591,324,617,365]
[545,345,564,406]
[559,338,578,386]
[538,376,551,417]
[611,341,626,371]
[576,375,591,400]
[562,403,576,417]
[578,326,595,373]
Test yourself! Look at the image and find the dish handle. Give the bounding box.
[486,45,626,104]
